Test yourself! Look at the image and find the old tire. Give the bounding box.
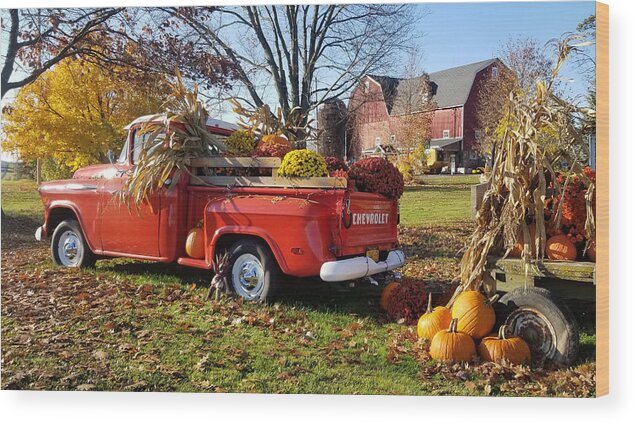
[227,239,280,302]
[496,287,579,367]
[51,219,97,268]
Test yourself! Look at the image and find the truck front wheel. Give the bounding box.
[51,219,97,268]
[227,239,280,302]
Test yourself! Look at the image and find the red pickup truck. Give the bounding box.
[35,114,405,301]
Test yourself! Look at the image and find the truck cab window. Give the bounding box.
[131,130,163,164]
[132,131,149,164]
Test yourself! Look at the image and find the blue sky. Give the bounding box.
[417,1,595,99]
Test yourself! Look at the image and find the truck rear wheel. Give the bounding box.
[227,239,280,302]
[496,287,579,367]
[51,219,97,268]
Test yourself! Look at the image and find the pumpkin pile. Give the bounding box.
[508,167,596,262]
[543,167,596,262]
[382,287,532,364]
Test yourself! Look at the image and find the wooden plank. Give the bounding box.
[596,1,609,397]
[188,157,281,168]
[190,175,347,189]
[488,257,595,284]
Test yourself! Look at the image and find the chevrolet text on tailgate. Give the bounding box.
[35,114,405,301]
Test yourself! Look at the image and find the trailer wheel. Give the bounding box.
[227,239,280,302]
[51,219,96,268]
[496,287,579,367]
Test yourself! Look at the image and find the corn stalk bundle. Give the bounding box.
[228,99,317,148]
[119,70,227,209]
[449,35,596,305]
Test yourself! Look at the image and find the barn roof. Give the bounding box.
[368,58,501,114]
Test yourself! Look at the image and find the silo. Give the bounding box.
[317,98,347,159]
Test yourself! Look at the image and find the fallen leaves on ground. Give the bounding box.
[1,215,595,396]
[385,326,596,397]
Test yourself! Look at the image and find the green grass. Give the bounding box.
[400,175,479,226]
[1,179,42,219]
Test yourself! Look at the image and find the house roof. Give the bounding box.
[361,144,399,155]
[429,138,462,149]
[368,58,501,114]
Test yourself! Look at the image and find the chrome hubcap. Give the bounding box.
[57,230,82,267]
[506,307,557,364]
[231,254,265,300]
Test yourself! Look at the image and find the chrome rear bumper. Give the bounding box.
[320,250,406,282]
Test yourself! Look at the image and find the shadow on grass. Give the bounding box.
[99,259,210,284]
[565,298,597,363]
[1,214,42,249]
[278,279,383,319]
[99,258,383,319]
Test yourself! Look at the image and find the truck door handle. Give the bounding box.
[341,198,352,229]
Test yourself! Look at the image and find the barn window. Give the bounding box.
[492,66,499,79]
[375,137,381,146]
[475,129,483,140]
[442,129,450,139]
[390,134,396,143]
[364,81,370,93]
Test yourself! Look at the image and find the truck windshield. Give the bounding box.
[117,137,129,164]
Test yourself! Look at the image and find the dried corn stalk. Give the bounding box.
[449,35,596,304]
[228,99,317,148]
[119,70,226,209]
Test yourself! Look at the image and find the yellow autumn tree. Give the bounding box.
[3,58,169,177]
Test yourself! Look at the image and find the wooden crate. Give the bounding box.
[187,156,346,189]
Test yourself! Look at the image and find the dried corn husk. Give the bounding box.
[450,35,596,304]
[118,70,226,209]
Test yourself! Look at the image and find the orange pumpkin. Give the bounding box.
[586,240,596,262]
[380,282,400,311]
[417,293,452,340]
[478,325,531,365]
[451,291,498,339]
[509,224,537,258]
[429,318,476,362]
[546,235,577,261]
[185,223,205,259]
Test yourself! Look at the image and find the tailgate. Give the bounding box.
[338,191,398,256]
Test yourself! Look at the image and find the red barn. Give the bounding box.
[348,58,505,172]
